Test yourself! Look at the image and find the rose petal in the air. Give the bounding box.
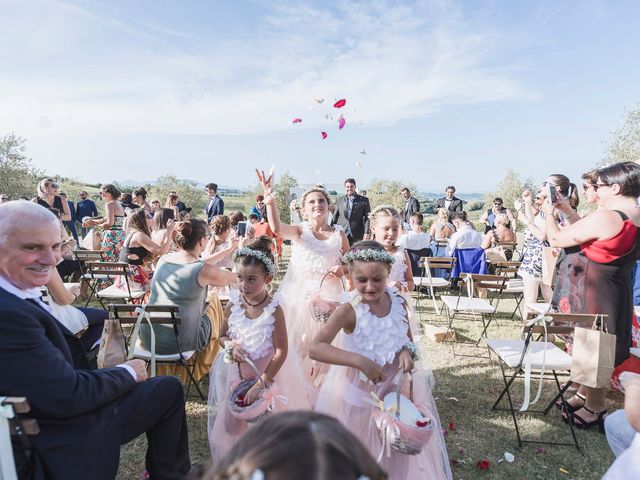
[333,99,346,108]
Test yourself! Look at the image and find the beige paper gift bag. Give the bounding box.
[570,315,615,388]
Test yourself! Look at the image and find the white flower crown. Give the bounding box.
[368,204,398,219]
[342,248,395,265]
[233,248,276,276]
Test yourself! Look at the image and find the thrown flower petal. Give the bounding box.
[504,452,515,463]
[333,98,347,108]
[315,97,324,104]
[448,421,456,430]
[291,118,302,124]
[476,460,490,470]
[321,132,327,139]
[338,117,346,129]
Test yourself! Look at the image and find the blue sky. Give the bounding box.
[1,0,639,192]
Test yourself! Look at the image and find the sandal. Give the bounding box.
[555,392,585,412]
[563,406,607,433]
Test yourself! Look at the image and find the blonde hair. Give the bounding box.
[368,205,399,225]
[437,208,449,222]
[301,186,331,210]
[37,178,56,198]
[494,213,510,227]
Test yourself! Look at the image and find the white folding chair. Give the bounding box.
[487,312,604,451]
[441,273,506,351]
[73,249,107,306]
[109,304,205,400]
[87,262,146,307]
[414,256,456,316]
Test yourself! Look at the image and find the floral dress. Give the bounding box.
[101,215,126,261]
[517,212,547,280]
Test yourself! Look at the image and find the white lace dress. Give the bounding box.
[315,288,452,480]
[275,221,345,400]
[208,289,308,460]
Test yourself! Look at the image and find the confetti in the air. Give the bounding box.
[321,132,327,139]
[360,149,367,155]
[333,99,347,108]
[315,97,324,104]
[355,160,362,168]
[338,117,346,129]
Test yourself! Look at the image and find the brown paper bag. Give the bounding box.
[541,246,558,286]
[423,323,456,343]
[570,316,615,388]
[97,318,126,368]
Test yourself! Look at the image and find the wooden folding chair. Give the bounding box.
[492,261,524,319]
[432,240,449,256]
[487,312,605,451]
[497,240,518,259]
[414,257,456,316]
[441,274,507,351]
[109,304,205,400]
[86,262,146,308]
[73,249,107,306]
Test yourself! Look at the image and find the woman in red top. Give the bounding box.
[544,162,640,430]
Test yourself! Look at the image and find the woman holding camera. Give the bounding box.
[517,174,578,317]
[544,162,640,430]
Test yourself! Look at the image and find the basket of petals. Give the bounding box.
[309,271,345,324]
[229,356,281,423]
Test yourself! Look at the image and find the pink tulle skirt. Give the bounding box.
[208,350,311,462]
[315,354,452,480]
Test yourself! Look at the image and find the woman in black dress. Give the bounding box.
[544,162,640,430]
[32,177,71,221]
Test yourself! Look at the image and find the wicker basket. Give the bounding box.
[374,374,433,456]
[228,356,273,423]
[309,271,345,324]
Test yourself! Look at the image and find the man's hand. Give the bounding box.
[123,359,148,383]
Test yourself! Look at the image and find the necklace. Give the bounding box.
[243,291,269,307]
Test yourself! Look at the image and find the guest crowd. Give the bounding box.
[1,162,639,480]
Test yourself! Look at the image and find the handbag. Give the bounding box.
[570,315,615,388]
[97,316,126,368]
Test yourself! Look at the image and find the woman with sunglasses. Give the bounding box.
[480,197,516,233]
[516,174,579,318]
[543,162,640,430]
[32,178,72,222]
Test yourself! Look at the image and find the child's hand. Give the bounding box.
[358,356,384,384]
[399,348,414,373]
[244,381,263,405]
[232,345,247,363]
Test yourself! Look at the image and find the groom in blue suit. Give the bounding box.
[0,201,192,480]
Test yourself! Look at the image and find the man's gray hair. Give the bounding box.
[0,200,59,245]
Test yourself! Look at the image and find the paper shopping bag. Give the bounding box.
[570,316,615,388]
[97,318,126,368]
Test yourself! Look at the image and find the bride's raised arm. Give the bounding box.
[256,169,301,242]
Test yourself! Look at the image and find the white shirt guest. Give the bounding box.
[446,213,483,255]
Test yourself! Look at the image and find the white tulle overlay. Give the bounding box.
[274,222,345,404]
[208,290,310,462]
[315,289,452,480]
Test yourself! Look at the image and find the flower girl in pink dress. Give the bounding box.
[311,241,451,480]
[208,237,307,461]
[256,170,350,402]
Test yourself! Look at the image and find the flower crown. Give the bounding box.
[367,204,398,220]
[301,185,330,206]
[342,248,395,265]
[233,248,276,276]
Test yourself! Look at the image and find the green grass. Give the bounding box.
[116,247,619,479]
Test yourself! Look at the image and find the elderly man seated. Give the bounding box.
[0,201,195,480]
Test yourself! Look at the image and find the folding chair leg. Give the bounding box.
[551,372,581,452]
[182,357,205,401]
[430,287,440,316]
[511,295,523,319]
[491,366,521,411]
[500,365,523,447]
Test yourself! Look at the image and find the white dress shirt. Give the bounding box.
[446,225,483,255]
[397,231,432,250]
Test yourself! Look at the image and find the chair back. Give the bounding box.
[419,256,456,282]
[493,261,521,278]
[73,249,106,263]
[496,241,518,251]
[524,312,605,337]
[461,273,508,297]
[452,248,488,278]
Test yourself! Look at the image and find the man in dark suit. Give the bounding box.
[400,187,420,225]
[332,178,371,245]
[435,185,464,213]
[0,201,192,480]
[205,182,224,222]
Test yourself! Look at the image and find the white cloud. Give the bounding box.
[0,0,533,137]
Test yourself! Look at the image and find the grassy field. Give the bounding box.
[116,247,619,480]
